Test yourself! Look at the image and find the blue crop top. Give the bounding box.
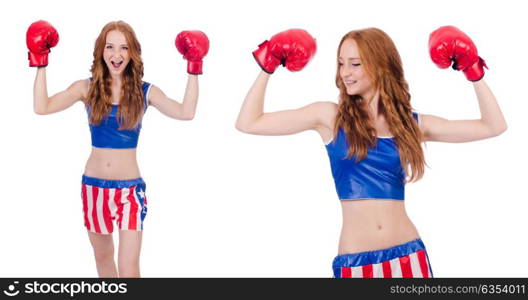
[325,112,420,201]
[87,81,152,149]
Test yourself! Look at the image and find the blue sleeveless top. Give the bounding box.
[87,82,152,149]
[325,112,420,201]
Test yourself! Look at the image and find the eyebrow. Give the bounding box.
[338,57,361,60]
[105,42,128,46]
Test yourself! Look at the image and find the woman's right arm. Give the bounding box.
[235,70,335,137]
[33,67,87,115]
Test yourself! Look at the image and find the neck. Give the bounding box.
[363,89,381,119]
[110,74,122,89]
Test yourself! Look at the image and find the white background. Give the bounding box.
[1,0,526,277]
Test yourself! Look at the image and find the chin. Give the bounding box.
[110,70,123,77]
[345,89,357,96]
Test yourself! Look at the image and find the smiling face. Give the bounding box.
[103,30,130,77]
[338,38,374,99]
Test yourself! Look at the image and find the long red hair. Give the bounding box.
[334,28,425,182]
[86,20,144,130]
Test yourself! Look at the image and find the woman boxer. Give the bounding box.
[236,26,506,277]
[28,20,209,277]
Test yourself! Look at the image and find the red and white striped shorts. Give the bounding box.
[333,238,433,278]
[81,175,148,234]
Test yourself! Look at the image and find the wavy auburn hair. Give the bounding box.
[86,20,144,130]
[334,28,425,182]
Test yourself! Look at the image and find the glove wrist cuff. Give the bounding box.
[187,60,203,75]
[28,52,48,67]
[252,41,281,74]
[463,57,487,82]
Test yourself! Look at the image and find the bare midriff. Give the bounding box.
[83,147,140,180]
[338,199,420,255]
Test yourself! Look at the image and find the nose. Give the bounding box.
[341,65,352,78]
[110,48,123,58]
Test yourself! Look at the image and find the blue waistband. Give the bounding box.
[81,175,145,188]
[332,238,426,268]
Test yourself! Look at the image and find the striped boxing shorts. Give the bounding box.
[81,175,148,234]
[333,238,433,278]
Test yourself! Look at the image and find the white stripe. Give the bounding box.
[132,187,142,230]
[120,188,131,230]
[351,266,363,278]
[108,188,117,221]
[372,263,384,278]
[390,257,402,278]
[86,185,95,232]
[96,187,108,234]
[115,189,123,229]
[409,252,423,278]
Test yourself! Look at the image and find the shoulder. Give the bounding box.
[141,81,153,101]
[68,79,90,102]
[71,79,90,90]
[145,83,162,101]
[309,101,337,128]
[305,101,337,117]
[307,101,337,143]
[310,101,338,110]
[411,111,426,130]
[416,113,445,132]
[145,84,171,107]
[296,101,337,128]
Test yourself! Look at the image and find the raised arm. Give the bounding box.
[34,68,87,115]
[149,30,209,120]
[148,75,198,120]
[28,20,85,115]
[235,29,335,137]
[424,25,507,143]
[235,71,334,136]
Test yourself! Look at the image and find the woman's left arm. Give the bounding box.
[148,75,198,121]
[421,79,507,143]
[148,30,208,120]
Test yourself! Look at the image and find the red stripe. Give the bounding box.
[102,188,113,233]
[362,264,373,278]
[399,255,413,278]
[416,250,429,278]
[115,188,123,229]
[91,186,101,234]
[81,184,90,231]
[382,261,392,278]
[127,186,138,230]
[341,267,352,278]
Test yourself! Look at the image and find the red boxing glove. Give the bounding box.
[429,25,487,81]
[26,20,59,67]
[175,30,209,75]
[253,29,317,74]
